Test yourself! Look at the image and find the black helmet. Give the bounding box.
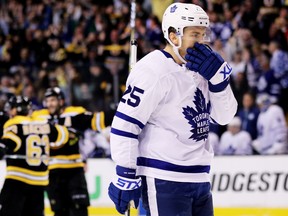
[5,96,31,115]
[44,87,65,100]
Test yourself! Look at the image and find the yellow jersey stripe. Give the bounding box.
[2,132,21,152]
[7,166,48,176]
[3,116,30,128]
[48,162,84,170]
[51,125,69,149]
[6,176,48,186]
[91,112,105,132]
[50,154,81,160]
[91,113,97,131]
[100,112,105,130]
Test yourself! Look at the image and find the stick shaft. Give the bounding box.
[129,0,137,72]
[126,1,137,215]
[4,154,48,160]
[125,205,131,216]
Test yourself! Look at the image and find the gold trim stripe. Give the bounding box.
[2,132,21,152]
[48,162,84,170]
[50,154,81,160]
[6,176,48,186]
[7,166,48,176]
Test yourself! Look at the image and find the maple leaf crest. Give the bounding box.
[170,5,177,13]
[182,88,211,141]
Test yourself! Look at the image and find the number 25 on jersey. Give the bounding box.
[120,85,144,107]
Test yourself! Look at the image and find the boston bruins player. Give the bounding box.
[0,96,69,216]
[32,87,112,216]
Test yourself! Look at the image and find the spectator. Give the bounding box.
[257,50,282,102]
[218,117,253,155]
[252,93,288,154]
[268,40,288,113]
[237,91,260,140]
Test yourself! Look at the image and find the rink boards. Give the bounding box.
[1,156,288,216]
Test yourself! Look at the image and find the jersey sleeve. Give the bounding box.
[71,110,110,132]
[49,124,69,149]
[1,125,21,153]
[209,84,238,125]
[110,64,166,169]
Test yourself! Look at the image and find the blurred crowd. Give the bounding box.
[0,0,288,156]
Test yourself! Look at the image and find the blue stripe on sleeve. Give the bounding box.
[111,128,138,139]
[115,111,145,129]
[208,78,230,92]
[137,157,210,173]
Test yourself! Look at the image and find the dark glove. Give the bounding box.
[185,43,232,91]
[0,143,7,160]
[108,165,141,214]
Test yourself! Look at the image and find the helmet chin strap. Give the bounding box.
[168,35,187,64]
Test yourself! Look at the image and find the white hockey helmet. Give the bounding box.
[162,3,209,40]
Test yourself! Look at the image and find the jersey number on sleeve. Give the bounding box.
[26,135,49,166]
[120,85,144,107]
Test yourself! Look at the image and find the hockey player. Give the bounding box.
[0,96,69,216]
[108,2,237,216]
[218,117,253,155]
[32,87,111,216]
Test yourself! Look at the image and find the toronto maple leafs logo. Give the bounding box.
[220,63,232,80]
[182,88,211,141]
[170,5,177,13]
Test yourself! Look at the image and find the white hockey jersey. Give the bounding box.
[253,105,288,154]
[218,130,252,155]
[110,50,237,183]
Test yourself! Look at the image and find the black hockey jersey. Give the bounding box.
[1,115,69,186]
[32,106,107,170]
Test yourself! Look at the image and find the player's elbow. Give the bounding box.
[213,103,238,126]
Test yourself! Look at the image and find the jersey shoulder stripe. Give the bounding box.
[30,116,49,124]
[31,109,50,118]
[4,116,31,128]
[61,106,86,117]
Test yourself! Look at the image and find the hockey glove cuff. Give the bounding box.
[108,166,141,214]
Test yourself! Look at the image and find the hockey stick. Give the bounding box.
[129,0,137,73]
[4,155,82,162]
[125,1,137,216]
[4,154,49,160]
[125,205,131,216]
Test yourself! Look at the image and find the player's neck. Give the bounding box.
[163,46,183,65]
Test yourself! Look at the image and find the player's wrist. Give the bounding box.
[113,175,142,191]
[208,77,230,92]
[116,165,137,179]
[114,165,141,191]
[209,62,232,85]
